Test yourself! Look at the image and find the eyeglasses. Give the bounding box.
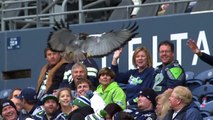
[159,50,172,54]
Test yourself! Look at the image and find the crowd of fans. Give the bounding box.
[0,39,212,120]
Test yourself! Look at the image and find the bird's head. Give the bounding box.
[79,33,88,40]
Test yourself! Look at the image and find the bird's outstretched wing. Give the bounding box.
[47,20,138,62]
[81,22,138,57]
[47,19,77,52]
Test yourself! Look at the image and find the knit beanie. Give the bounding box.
[72,96,91,108]
[138,88,157,107]
[0,99,17,115]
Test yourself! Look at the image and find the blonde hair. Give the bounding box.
[156,89,173,120]
[132,46,152,68]
[173,86,192,105]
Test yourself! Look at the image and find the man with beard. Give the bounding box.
[34,94,66,120]
[152,40,186,94]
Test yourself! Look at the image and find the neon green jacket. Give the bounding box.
[96,81,126,109]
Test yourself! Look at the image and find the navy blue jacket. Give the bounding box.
[111,65,154,105]
[163,102,203,120]
[127,108,156,120]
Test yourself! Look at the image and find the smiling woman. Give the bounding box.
[57,87,73,117]
[111,46,154,106]
[96,67,127,110]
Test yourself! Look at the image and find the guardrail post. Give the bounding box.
[79,0,85,24]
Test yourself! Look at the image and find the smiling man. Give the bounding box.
[34,94,66,120]
[0,100,18,120]
[152,40,186,94]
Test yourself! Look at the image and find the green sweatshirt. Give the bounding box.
[96,81,126,109]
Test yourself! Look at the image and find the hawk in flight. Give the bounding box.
[48,20,138,62]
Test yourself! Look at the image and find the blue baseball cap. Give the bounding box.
[17,87,37,101]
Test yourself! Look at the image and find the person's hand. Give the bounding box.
[161,4,170,10]
[112,48,122,65]
[187,39,201,55]
[113,48,122,60]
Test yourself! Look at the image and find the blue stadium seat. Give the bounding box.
[208,78,213,85]
[204,116,213,120]
[118,83,127,91]
[185,71,195,80]
[164,1,189,15]
[194,101,201,108]
[135,0,160,18]
[191,0,213,12]
[201,111,211,118]
[206,93,213,103]
[194,69,213,84]
[192,84,213,102]
[2,1,22,18]
[185,78,203,91]
[108,0,134,20]
[0,89,12,99]
[200,101,213,117]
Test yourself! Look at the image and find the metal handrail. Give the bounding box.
[2,0,35,4]
[2,6,37,12]
[0,0,195,31]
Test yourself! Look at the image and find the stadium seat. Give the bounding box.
[108,0,134,20]
[192,84,213,102]
[194,69,213,84]
[191,0,213,12]
[200,101,213,116]
[135,0,160,18]
[164,1,189,15]
[118,83,127,91]
[201,111,211,118]
[208,78,213,85]
[204,116,213,120]
[185,78,203,91]
[2,0,22,18]
[185,71,195,80]
[194,101,201,108]
[206,93,213,103]
[0,89,12,100]
[27,0,49,15]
